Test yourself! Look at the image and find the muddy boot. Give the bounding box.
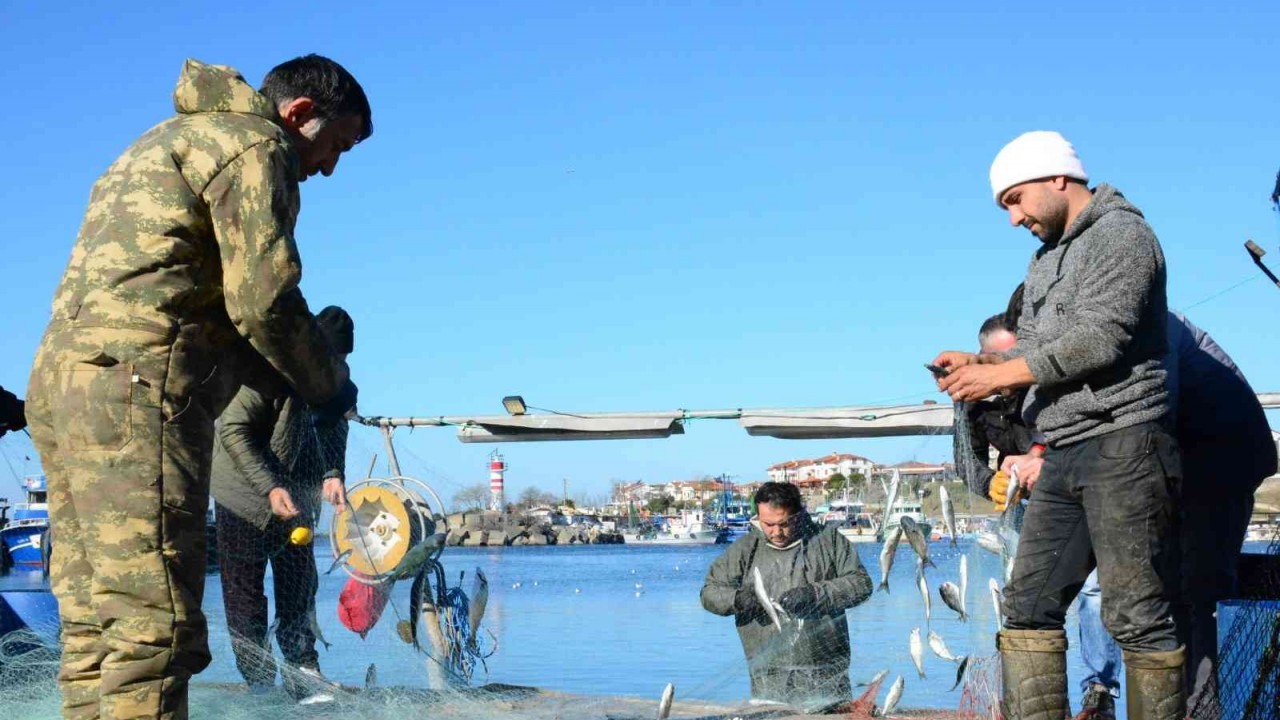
[1123,646,1186,720]
[998,629,1069,720]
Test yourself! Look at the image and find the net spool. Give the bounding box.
[328,475,446,584]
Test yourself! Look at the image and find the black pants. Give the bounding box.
[215,504,319,688]
[1004,422,1182,653]
[1179,448,1256,703]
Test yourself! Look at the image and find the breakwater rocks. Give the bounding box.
[441,511,624,547]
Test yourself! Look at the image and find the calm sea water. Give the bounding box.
[16,538,1268,717]
[194,538,1091,712]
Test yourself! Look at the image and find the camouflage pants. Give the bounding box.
[26,327,220,720]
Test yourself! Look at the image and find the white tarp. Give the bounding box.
[739,403,955,439]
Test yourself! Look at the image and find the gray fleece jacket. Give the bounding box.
[1015,184,1169,446]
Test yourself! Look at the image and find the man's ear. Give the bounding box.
[278,97,316,129]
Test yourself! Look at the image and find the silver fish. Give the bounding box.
[264,616,280,650]
[365,663,377,689]
[468,567,489,639]
[657,682,675,720]
[881,471,901,532]
[916,561,931,624]
[884,675,905,715]
[900,516,935,569]
[307,607,331,651]
[752,566,783,632]
[396,567,430,651]
[989,578,1003,633]
[939,581,967,622]
[939,485,958,547]
[950,655,971,691]
[878,525,903,593]
[959,555,968,621]
[909,627,926,679]
[387,533,448,580]
[325,548,353,575]
[857,669,890,688]
[928,630,962,662]
[976,532,1003,555]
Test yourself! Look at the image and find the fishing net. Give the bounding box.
[208,404,496,705]
[1206,529,1280,720]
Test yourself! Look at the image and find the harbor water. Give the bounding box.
[10,537,1219,717]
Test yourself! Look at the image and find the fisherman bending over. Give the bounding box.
[700,481,872,712]
[0,385,25,438]
[212,306,356,704]
[23,54,368,719]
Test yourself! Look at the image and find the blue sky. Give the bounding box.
[2,2,1279,506]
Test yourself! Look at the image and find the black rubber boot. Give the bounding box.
[1124,646,1186,720]
[998,628,1069,720]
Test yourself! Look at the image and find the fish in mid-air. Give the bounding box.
[657,682,674,720]
[909,627,926,679]
[940,581,967,622]
[928,630,963,662]
[900,516,935,569]
[916,561,931,623]
[878,525,904,593]
[325,548,353,575]
[883,675,905,715]
[939,485,958,547]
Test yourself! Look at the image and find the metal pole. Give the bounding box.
[381,426,402,478]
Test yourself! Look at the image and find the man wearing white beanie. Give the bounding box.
[931,131,1184,720]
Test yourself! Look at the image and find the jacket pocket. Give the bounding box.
[56,356,134,452]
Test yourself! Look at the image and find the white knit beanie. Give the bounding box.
[989,131,1088,206]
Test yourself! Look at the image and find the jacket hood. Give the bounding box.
[172,59,280,120]
[1058,183,1143,247]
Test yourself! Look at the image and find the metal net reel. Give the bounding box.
[328,475,446,584]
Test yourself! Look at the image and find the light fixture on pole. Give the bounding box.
[502,395,528,416]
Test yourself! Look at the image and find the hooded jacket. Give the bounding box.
[210,385,348,530]
[1013,184,1169,446]
[700,518,872,710]
[31,59,347,430]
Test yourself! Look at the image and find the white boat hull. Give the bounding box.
[622,528,722,545]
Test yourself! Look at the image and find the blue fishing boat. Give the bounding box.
[1,475,48,569]
[0,476,57,650]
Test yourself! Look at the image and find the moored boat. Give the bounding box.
[0,475,49,569]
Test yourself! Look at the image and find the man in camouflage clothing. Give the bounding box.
[24,55,371,720]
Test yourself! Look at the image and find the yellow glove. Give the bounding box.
[989,470,1010,511]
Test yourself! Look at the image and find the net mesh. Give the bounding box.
[1206,528,1280,720]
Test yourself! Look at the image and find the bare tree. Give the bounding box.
[453,483,490,511]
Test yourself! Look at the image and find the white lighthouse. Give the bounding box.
[488,449,506,511]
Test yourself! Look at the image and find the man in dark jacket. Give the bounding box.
[211,306,355,704]
[700,482,873,712]
[953,312,1037,502]
[935,131,1184,719]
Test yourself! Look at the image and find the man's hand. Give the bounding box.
[1001,454,1045,493]
[938,364,1009,402]
[734,584,763,618]
[778,585,821,616]
[269,487,300,520]
[989,470,1011,511]
[931,351,980,376]
[322,476,347,514]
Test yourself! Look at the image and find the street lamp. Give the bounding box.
[502,395,528,416]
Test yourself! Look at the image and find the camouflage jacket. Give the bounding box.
[36,59,346,413]
[211,384,348,530]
